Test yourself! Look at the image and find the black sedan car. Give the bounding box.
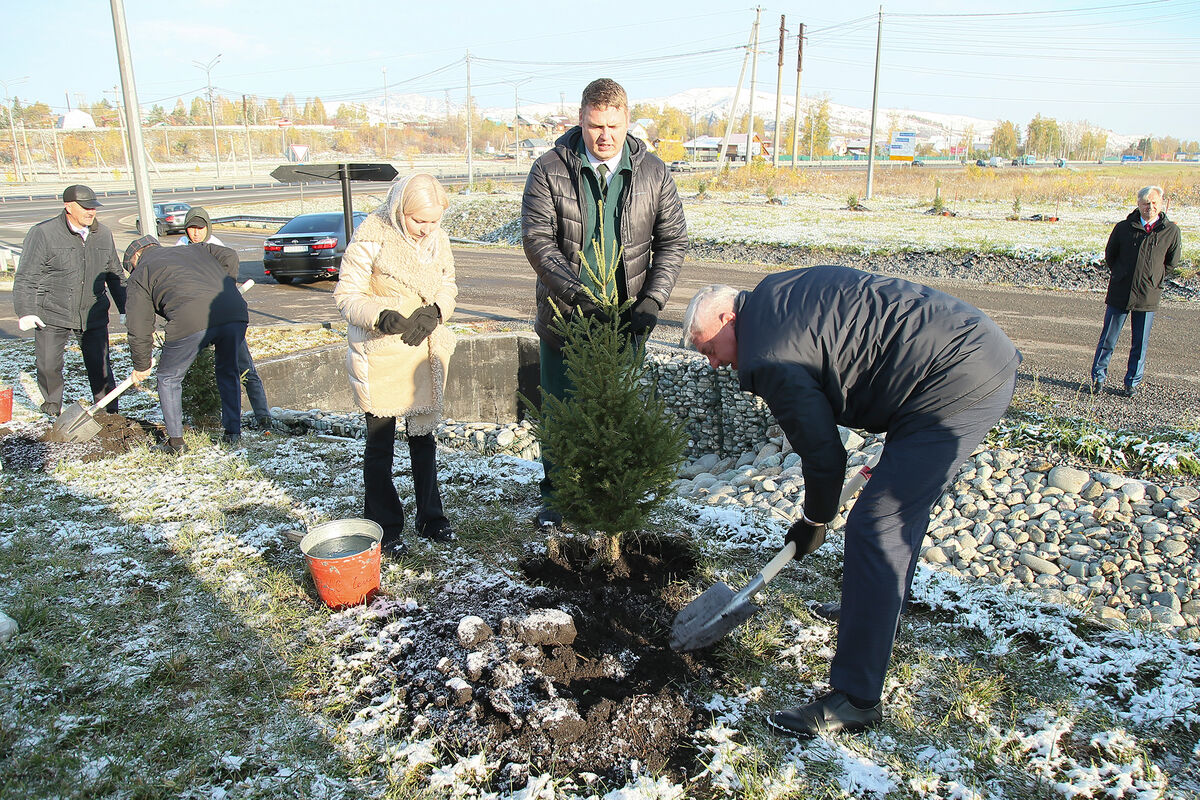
[136,202,192,236]
[263,211,368,284]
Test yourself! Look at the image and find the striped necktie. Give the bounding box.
[597,164,609,197]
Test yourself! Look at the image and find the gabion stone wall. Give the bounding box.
[643,344,775,459]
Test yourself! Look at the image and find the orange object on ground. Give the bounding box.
[299,519,383,608]
[0,388,11,424]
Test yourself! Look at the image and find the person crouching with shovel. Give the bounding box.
[680,265,1019,737]
[122,235,249,455]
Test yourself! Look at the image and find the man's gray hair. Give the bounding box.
[1138,185,1165,202]
[681,284,740,348]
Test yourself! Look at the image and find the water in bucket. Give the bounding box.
[306,534,376,560]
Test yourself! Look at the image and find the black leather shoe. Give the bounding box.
[534,507,563,530]
[40,402,61,416]
[381,539,408,558]
[1090,380,1103,394]
[812,602,841,623]
[153,438,188,456]
[220,432,241,445]
[1122,385,1137,398]
[418,520,456,543]
[766,691,882,738]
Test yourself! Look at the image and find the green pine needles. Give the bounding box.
[527,202,686,535]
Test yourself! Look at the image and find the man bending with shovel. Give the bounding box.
[122,235,248,455]
[682,265,1019,737]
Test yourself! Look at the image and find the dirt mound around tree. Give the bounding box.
[0,413,157,470]
[321,534,717,790]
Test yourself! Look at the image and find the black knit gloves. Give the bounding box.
[785,519,827,559]
[629,296,660,337]
[402,304,440,346]
[377,309,412,335]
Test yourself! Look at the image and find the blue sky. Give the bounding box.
[4,0,1200,137]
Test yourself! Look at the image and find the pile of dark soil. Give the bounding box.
[318,534,720,791]
[0,413,157,471]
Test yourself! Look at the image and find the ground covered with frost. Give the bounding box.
[1,333,1199,799]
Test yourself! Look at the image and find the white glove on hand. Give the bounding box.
[17,315,45,331]
[119,314,127,325]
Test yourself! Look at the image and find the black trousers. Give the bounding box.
[363,413,446,545]
[34,324,117,412]
[829,373,1017,704]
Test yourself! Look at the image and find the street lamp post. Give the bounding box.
[0,76,29,182]
[382,67,389,159]
[193,54,221,178]
[503,78,532,173]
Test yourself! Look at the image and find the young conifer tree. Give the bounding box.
[528,204,686,541]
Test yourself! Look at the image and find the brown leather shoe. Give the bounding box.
[766,691,882,737]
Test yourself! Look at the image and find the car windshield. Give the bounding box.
[162,204,189,213]
[276,214,348,235]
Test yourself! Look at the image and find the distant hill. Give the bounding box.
[330,87,1140,151]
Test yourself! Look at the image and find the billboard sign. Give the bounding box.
[889,131,916,161]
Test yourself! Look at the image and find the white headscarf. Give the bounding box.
[374,173,444,263]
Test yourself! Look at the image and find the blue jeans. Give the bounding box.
[1091,305,1154,390]
[156,322,246,438]
[237,340,270,419]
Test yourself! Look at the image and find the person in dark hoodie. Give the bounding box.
[13,184,126,415]
[682,266,1020,738]
[122,235,248,455]
[521,77,687,530]
[1089,186,1181,398]
[173,207,272,429]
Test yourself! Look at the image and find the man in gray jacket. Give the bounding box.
[13,184,126,415]
[683,266,1020,738]
[522,77,688,529]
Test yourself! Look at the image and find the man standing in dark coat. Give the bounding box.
[13,184,126,415]
[122,235,248,455]
[521,77,688,529]
[1090,185,1181,397]
[682,266,1020,737]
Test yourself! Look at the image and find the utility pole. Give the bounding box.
[504,78,531,172]
[865,7,882,200]
[109,0,154,240]
[0,76,28,182]
[772,15,785,167]
[104,86,131,171]
[382,67,389,159]
[718,19,755,165]
[242,95,254,176]
[465,51,474,189]
[791,23,805,168]
[193,54,221,179]
[746,7,761,165]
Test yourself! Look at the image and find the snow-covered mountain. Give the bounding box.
[332,87,1139,149]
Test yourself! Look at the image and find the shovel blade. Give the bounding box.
[669,581,760,651]
[45,401,101,443]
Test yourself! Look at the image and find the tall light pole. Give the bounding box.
[0,76,29,182]
[382,67,389,158]
[193,54,221,178]
[109,0,154,239]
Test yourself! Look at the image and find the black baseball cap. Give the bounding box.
[63,184,102,209]
[122,235,160,271]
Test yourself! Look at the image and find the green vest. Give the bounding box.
[577,142,630,304]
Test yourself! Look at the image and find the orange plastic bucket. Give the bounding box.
[0,387,10,424]
[299,518,382,609]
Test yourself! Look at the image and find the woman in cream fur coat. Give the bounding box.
[334,173,458,553]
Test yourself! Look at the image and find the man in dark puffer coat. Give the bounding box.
[521,77,687,529]
[1090,185,1181,397]
[682,266,1020,738]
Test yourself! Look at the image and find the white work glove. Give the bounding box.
[119,314,127,325]
[18,315,45,331]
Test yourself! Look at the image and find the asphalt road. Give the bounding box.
[2,191,1198,432]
